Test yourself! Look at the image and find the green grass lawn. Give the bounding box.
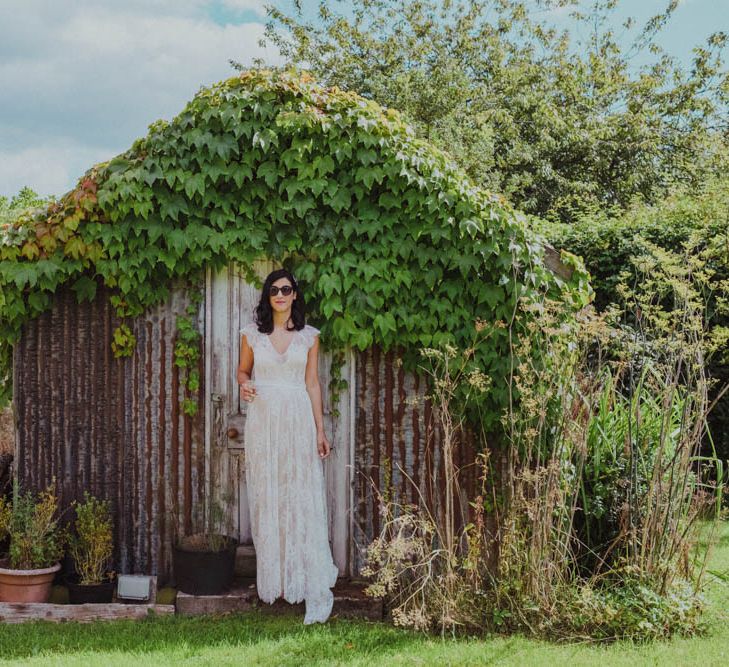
[1,523,727,667]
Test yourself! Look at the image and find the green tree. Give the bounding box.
[255,0,729,223]
[0,187,53,225]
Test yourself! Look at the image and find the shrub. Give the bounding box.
[69,492,114,585]
[1,482,65,570]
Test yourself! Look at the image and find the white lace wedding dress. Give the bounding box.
[239,322,339,624]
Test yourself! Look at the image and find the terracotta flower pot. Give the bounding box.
[0,562,62,602]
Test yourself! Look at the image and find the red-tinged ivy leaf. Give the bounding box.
[38,235,57,254]
[64,236,87,260]
[20,241,40,261]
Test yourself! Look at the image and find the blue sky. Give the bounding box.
[0,0,725,199]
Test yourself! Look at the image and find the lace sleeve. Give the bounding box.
[240,322,259,348]
[301,324,320,349]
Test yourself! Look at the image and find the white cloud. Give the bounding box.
[221,0,268,13]
[0,140,114,199]
[0,1,281,197]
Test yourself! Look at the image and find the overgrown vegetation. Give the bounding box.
[363,239,725,640]
[263,0,729,224]
[0,69,590,426]
[541,177,729,466]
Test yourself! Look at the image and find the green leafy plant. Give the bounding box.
[173,287,203,416]
[69,492,114,585]
[0,495,10,548]
[0,68,589,436]
[1,481,65,570]
[542,177,729,467]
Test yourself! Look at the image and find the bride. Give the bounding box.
[237,268,339,624]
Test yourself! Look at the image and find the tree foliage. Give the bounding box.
[260,0,729,223]
[0,70,590,430]
[542,175,729,461]
[0,187,54,225]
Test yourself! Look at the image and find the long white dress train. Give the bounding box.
[240,322,339,624]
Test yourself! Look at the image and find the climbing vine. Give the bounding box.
[0,69,590,428]
[174,286,203,416]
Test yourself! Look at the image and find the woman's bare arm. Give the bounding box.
[305,336,331,457]
[237,334,255,401]
[304,336,325,433]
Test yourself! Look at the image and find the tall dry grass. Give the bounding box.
[363,240,725,639]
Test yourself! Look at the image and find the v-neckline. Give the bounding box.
[267,328,297,356]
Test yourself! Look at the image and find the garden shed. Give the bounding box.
[3,70,582,582]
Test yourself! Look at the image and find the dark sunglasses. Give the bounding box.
[269,285,294,297]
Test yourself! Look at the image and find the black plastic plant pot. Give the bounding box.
[173,534,237,595]
[67,579,115,604]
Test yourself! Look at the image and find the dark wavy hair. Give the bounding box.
[254,268,306,333]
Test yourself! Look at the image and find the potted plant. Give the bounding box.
[67,492,115,604]
[173,496,237,595]
[0,493,10,566]
[0,481,65,603]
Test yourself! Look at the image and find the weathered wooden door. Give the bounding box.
[204,261,355,574]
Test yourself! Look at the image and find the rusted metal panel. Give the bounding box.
[13,281,205,582]
[13,275,480,581]
[352,347,479,573]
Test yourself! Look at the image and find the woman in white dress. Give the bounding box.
[237,268,339,624]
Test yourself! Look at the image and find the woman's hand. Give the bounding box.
[240,381,256,403]
[317,431,331,459]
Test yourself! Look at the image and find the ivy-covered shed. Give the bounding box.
[1,70,587,581]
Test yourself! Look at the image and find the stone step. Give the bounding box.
[176,578,383,621]
[235,544,256,578]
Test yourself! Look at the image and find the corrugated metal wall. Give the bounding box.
[13,281,481,580]
[352,347,480,572]
[13,282,205,580]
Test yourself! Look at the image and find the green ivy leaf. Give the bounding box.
[71,275,97,303]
